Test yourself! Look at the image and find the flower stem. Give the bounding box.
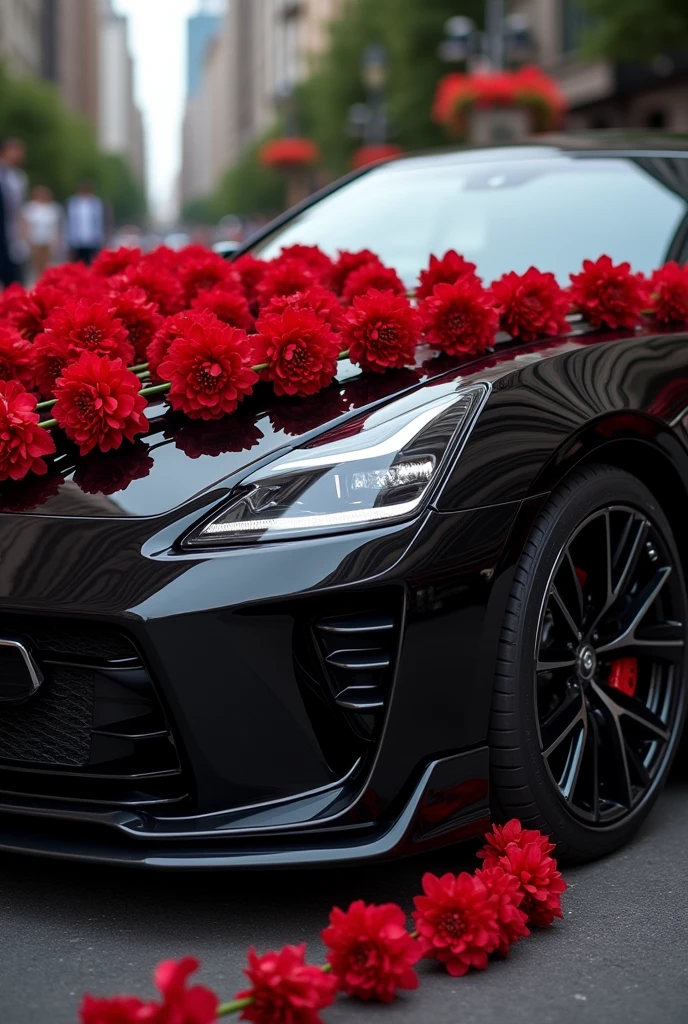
[36,397,56,411]
[217,996,254,1016]
[129,362,149,373]
[139,382,171,398]
[38,417,58,429]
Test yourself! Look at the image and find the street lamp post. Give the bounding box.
[347,43,388,146]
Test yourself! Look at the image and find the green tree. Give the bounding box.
[213,132,286,218]
[581,0,688,59]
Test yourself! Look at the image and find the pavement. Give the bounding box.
[1,760,687,1024]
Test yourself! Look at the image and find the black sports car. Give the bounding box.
[1,135,687,867]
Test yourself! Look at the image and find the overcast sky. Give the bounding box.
[113,0,210,222]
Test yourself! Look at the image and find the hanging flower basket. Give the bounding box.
[259,137,321,170]
[351,143,405,170]
[433,65,567,138]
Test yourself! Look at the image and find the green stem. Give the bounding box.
[217,996,254,1017]
[36,397,56,411]
[139,382,171,398]
[129,362,149,373]
[38,417,57,429]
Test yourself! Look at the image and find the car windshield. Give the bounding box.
[251,152,688,287]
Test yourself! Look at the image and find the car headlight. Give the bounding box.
[183,382,487,547]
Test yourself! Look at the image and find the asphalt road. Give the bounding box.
[1,763,687,1024]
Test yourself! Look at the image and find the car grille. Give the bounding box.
[0,616,186,808]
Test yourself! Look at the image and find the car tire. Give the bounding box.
[489,463,687,863]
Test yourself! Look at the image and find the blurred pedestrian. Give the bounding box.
[0,137,28,287]
[66,181,105,264]
[21,185,63,282]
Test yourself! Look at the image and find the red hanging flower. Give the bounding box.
[278,245,334,285]
[491,267,571,341]
[107,288,164,362]
[191,285,254,331]
[416,250,478,301]
[254,307,340,397]
[179,250,242,303]
[79,994,152,1023]
[53,353,149,456]
[351,143,404,169]
[419,277,498,355]
[262,284,345,332]
[569,255,647,329]
[498,842,567,927]
[475,865,530,956]
[331,249,383,296]
[92,246,142,278]
[259,137,320,168]
[412,871,501,977]
[0,380,56,481]
[40,299,134,365]
[31,332,74,398]
[477,818,555,867]
[256,258,318,307]
[342,261,406,303]
[649,262,688,325]
[235,944,336,1024]
[342,289,420,372]
[158,317,258,420]
[322,900,421,1003]
[0,325,35,388]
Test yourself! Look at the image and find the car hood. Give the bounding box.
[0,354,474,519]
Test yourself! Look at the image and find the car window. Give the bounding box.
[252,155,688,287]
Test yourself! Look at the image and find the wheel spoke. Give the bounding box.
[591,680,670,741]
[563,549,584,621]
[537,653,576,672]
[540,686,585,757]
[596,566,676,656]
[624,739,651,789]
[559,715,587,800]
[550,585,581,641]
[597,700,634,809]
[588,711,601,822]
[613,516,650,596]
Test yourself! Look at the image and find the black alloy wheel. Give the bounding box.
[489,464,687,863]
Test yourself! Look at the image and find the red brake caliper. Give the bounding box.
[608,657,638,697]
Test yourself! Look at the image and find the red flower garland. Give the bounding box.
[569,255,647,330]
[491,267,571,341]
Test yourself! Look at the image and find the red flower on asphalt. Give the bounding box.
[262,284,345,332]
[322,899,421,1003]
[497,842,567,927]
[107,288,164,362]
[179,249,242,303]
[92,246,142,278]
[419,277,498,355]
[256,258,318,307]
[330,249,382,295]
[79,994,151,1023]
[341,261,405,303]
[158,317,258,420]
[254,307,339,397]
[235,944,337,1024]
[0,380,55,481]
[0,325,35,388]
[490,267,571,341]
[342,288,420,372]
[477,818,555,867]
[39,299,134,365]
[31,332,74,397]
[53,353,149,455]
[569,254,647,329]
[191,285,254,331]
[475,865,530,956]
[416,250,478,300]
[80,957,218,1024]
[279,244,334,285]
[649,261,688,325]
[412,870,501,977]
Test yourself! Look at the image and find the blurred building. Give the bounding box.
[0,0,43,78]
[516,0,688,131]
[40,0,100,130]
[180,0,344,208]
[97,0,146,185]
[187,0,223,97]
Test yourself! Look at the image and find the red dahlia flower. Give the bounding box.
[262,284,344,332]
[79,956,218,1024]
[279,244,334,284]
[412,870,501,977]
[0,282,27,320]
[342,288,420,372]
[0,380,55,481]
[419,277,498,355]
[0,326,35,388]
[235,944,337,1024]
[330,249,382,295]
[2,283,63,341]
[256,258,318,307]
[416,250,478,300]
[234,254,267,306]
[31,332,74,398]
[254,307,340,397]
[322,900,421,1003]
[117,261,186,316]
[179,250,242,303]
[92,246,142,278]
[491,266,570,341]
[40,299,134,366]
[498,841,567,927]
[649,262,688,325]
[475,865,530,956]
[478,817,555,867]
[341,261,406,303]
[158,317,258,420]
[146,312,216,381]
[191,285,254,331]
[107,288,164,361]
[40,260,97,295]
[79,994,151,1023]
[569,255,647,329]
[53,353,149,456]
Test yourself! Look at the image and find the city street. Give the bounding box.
[1,756,686,1024]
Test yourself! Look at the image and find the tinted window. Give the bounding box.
[253,154,688,286]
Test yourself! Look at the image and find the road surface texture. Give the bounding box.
[1,758,686,1023]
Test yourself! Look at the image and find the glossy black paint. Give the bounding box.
[4,144,688,866]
